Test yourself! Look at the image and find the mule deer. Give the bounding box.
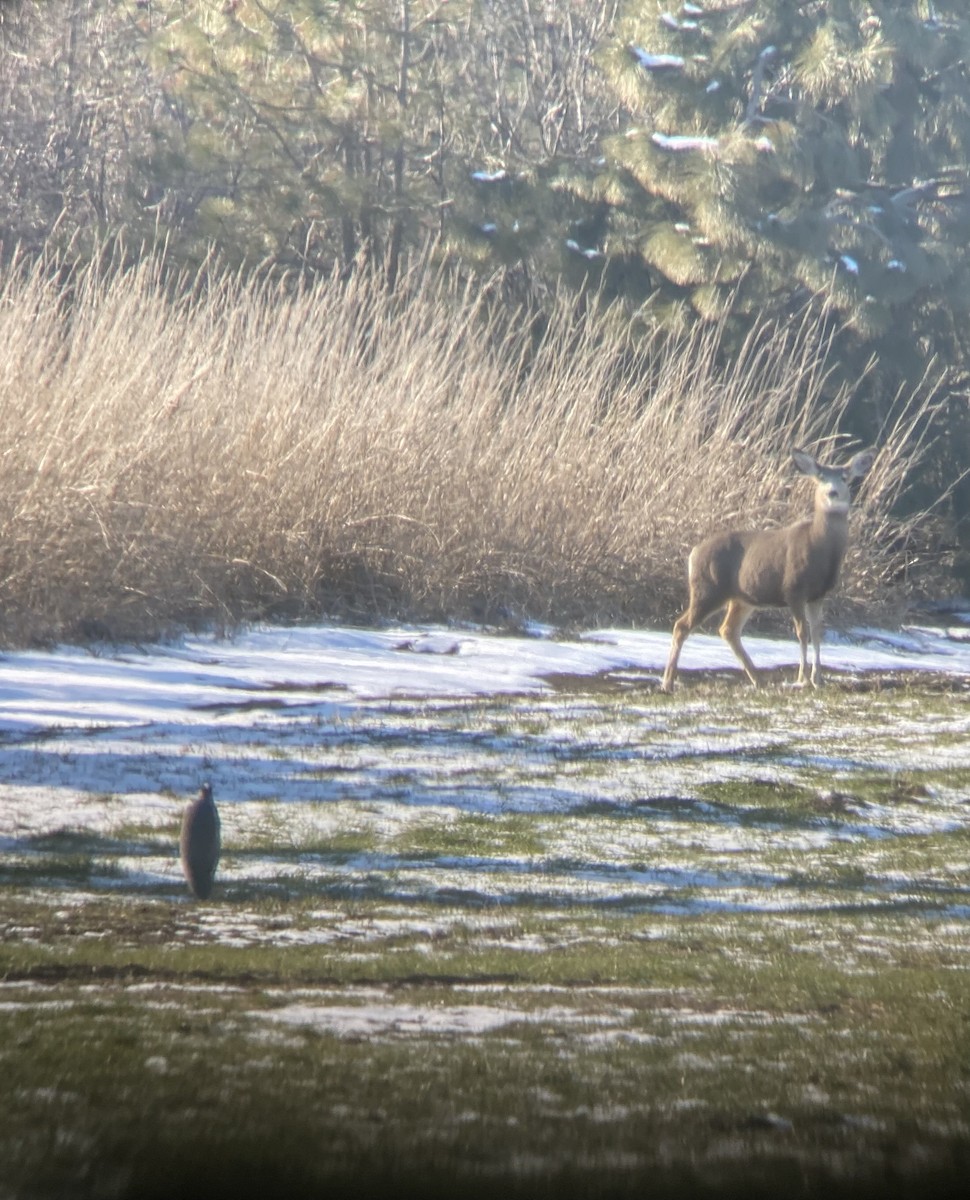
[661,448,875,692]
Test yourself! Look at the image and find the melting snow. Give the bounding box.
[260,1000,606,1037]
[2,620,969,926]
[1,621,968,736]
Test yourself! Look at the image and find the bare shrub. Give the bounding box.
[0,244,949,644]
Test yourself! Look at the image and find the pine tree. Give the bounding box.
[600,0,970,368]
[439,1,627,300]
[141,2,626,292]
[142,0,473,283]
[0,0,157,256]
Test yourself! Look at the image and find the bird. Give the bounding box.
[180,783,220,900]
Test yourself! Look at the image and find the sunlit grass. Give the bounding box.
[2,676,970,1197]
[1,896,968,1198]
[0,242,947,646]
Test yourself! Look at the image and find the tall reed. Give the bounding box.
[0,245,947,644]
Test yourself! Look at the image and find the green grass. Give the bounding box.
[1,899,968,1200]
[3,675,970,1198]
[395,812,548,860]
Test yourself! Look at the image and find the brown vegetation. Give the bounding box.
[0,245,948,646]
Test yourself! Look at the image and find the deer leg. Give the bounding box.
[719,600,759,686]
[661,608,695,693]
[790,602,810,686]
[806,600,825,686]
[662,596,720,693]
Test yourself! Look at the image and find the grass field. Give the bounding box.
[2,643,969,1200]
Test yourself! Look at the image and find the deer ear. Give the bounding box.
[791,448,819,477]
[847,449,875,480]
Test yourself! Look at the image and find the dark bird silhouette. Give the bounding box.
[180,783,220,900]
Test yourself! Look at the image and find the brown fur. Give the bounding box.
[661,448,874,691]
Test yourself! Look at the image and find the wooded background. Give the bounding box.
[1,1,968,600]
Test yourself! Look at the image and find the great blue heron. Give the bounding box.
[180,783,220,899]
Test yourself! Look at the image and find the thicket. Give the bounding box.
[4,5,970,366]
[0,2,966,640]
[0,244,948,645]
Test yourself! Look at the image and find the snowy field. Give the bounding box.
[2,621,970,905]
[2,621,970,1198]
[3,618,970,733]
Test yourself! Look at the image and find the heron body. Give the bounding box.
[180,783,220,899]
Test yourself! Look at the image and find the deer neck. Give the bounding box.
[810,502,849,549]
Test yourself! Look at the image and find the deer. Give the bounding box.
[660,447,875,692]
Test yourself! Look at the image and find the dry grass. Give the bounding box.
[0,243,948,645]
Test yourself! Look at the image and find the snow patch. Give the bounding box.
[260,1001,607,1037]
